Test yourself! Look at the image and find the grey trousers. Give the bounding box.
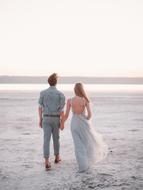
[42,116,60,158]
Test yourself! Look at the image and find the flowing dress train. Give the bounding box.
[70,100,108,172]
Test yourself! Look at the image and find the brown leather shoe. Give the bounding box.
[54,157,61,164]
[45,163,51,171]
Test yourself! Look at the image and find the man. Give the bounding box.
[38,73,65,170]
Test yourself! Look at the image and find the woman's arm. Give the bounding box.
[64,99,71,121]
[85,101,92,120]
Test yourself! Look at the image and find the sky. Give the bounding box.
[0,0,143,77]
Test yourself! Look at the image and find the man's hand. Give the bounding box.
[39,119,42,128]
[60,119,64,130]
[60,125,64,131]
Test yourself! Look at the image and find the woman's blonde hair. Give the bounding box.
[74,83,90,103]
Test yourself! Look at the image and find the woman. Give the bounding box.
[62,83,108,172]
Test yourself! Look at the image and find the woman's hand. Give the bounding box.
[60,119,64,130]
[86,116,91,120]
[85,102,92,120]
[60,125,64,130]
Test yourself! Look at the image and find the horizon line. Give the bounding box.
[0,75,143,78]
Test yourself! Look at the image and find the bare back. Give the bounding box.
[64,95,92,121]
[70,96,86,115]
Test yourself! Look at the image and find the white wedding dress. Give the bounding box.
[70,99,108,172]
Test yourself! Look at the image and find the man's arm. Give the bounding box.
[59,93,65,113]
[38,107,43,128]
[59,93,65,130]
[60,111,64,130]
[38,91,44,128]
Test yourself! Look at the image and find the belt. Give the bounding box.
[44,114,60,117]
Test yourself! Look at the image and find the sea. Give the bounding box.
[0,83,143,94]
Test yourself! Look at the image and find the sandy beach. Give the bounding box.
[0,90,143,190]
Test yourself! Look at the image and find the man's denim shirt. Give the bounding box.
[38,86,65,115]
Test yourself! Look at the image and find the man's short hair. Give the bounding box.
[48,73,58,86]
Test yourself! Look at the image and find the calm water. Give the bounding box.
[0,84,143,94]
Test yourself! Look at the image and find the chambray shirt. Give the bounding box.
[38,86,65,115]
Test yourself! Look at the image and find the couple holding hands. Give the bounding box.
[38,73,108,172]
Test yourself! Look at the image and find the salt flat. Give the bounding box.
[0,90,143,190]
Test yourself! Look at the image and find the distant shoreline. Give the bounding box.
[0,76,143,84]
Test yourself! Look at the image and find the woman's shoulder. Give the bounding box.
[67,96,75,101]
[73,96,87,105]
[67,97,74,105]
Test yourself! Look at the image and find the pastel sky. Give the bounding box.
[0,0,143,77]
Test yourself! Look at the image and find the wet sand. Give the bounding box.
[0,91,143,190]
